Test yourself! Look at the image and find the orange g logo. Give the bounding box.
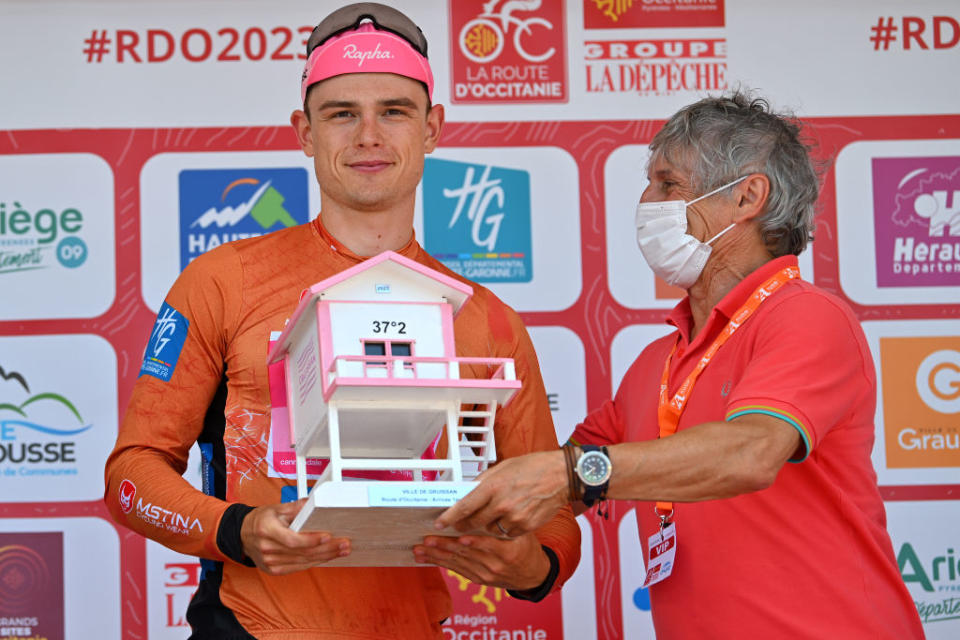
[916,350,960,414]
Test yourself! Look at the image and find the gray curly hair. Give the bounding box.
[648,90,820,257]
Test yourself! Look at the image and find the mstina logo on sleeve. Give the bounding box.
[139,302,189,382]
[423,158,532,283]
[178,167,310,269]
[871,157,960,287]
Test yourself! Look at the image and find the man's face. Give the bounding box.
[641,154,731,242]
[292,72,443,213]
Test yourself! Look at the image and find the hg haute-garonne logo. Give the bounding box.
[449,0,567,104]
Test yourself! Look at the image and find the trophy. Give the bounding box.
[267,251,519,566]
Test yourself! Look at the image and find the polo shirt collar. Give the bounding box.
[667,254,800,347]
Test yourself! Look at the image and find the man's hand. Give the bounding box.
[240,499,350,575]
[412,532,550,591]
[434,450,569,538]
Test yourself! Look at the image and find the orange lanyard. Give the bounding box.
[654,265,800,520]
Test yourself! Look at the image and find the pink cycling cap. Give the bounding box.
[300,22,434,103]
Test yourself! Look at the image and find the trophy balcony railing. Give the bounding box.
[323,354,517,401]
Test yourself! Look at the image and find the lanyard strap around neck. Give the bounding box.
[654,265,800,519]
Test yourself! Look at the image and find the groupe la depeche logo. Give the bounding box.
[449,0,567,103]
[0,200,89,274]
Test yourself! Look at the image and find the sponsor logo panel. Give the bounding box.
[878,336,960,469]
[863,320,960,485]
[140,152,320,312]
[584,38,727,97]
[449,0,567,103]
[871,156,960,287]
[139,302,190,382]
[618,509,656,638]
[886,501,960,638]
[528,327,588,445]
[0,518,120,636]
[441,518,597,639]
[423,157,533,283]
[417,147,581,312]
[0,335,117,501]
[178,167,309,268]
[0,531,64,640]
[836,139,960,305]
[585,0,725,29]
[0,153,115,320]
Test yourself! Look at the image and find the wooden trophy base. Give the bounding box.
[290,480,501,567]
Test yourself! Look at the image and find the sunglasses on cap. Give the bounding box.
[306,2,429,58]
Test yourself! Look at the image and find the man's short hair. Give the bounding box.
[649,89,820,257]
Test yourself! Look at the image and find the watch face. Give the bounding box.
[577,451,611,486]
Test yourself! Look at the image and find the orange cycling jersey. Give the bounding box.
[104,217,580,639]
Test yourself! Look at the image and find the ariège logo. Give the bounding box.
[585,0,725,29]
[178,167,310,269]
[450,0,567,103]
[139,302,190,382]
[0,201,88,275]
[879,336,960,469]
[423,158,532,283]
[871,156,960,287]
[897,540,960,624]
[0,364,91,474]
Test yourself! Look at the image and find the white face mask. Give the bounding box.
[634,176,748,289]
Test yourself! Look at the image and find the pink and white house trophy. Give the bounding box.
[266,251,520,566]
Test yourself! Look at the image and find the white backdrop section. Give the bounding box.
[2,1,957,129]
[0,334,118,501]
[862,319,960,487]
[885,500,960,639]
[0,153,115,320]
[618,508,656,639]
[836,138,960,306]
[560,518,599,640]
[139,151,322,312]
[610,324,676,392]
[1,517,122,638]
[415,146,582,312]
[528,326,588,445]
[605,144,815,310]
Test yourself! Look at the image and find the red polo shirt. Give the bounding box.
[572,255,923,639]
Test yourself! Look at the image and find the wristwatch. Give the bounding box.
[576,445,612,507]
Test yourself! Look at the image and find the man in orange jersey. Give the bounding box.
[438,91,925,639]
[104,4,579,638]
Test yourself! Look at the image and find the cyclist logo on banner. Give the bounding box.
[449,0,567,104]
[459,0,557,63]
